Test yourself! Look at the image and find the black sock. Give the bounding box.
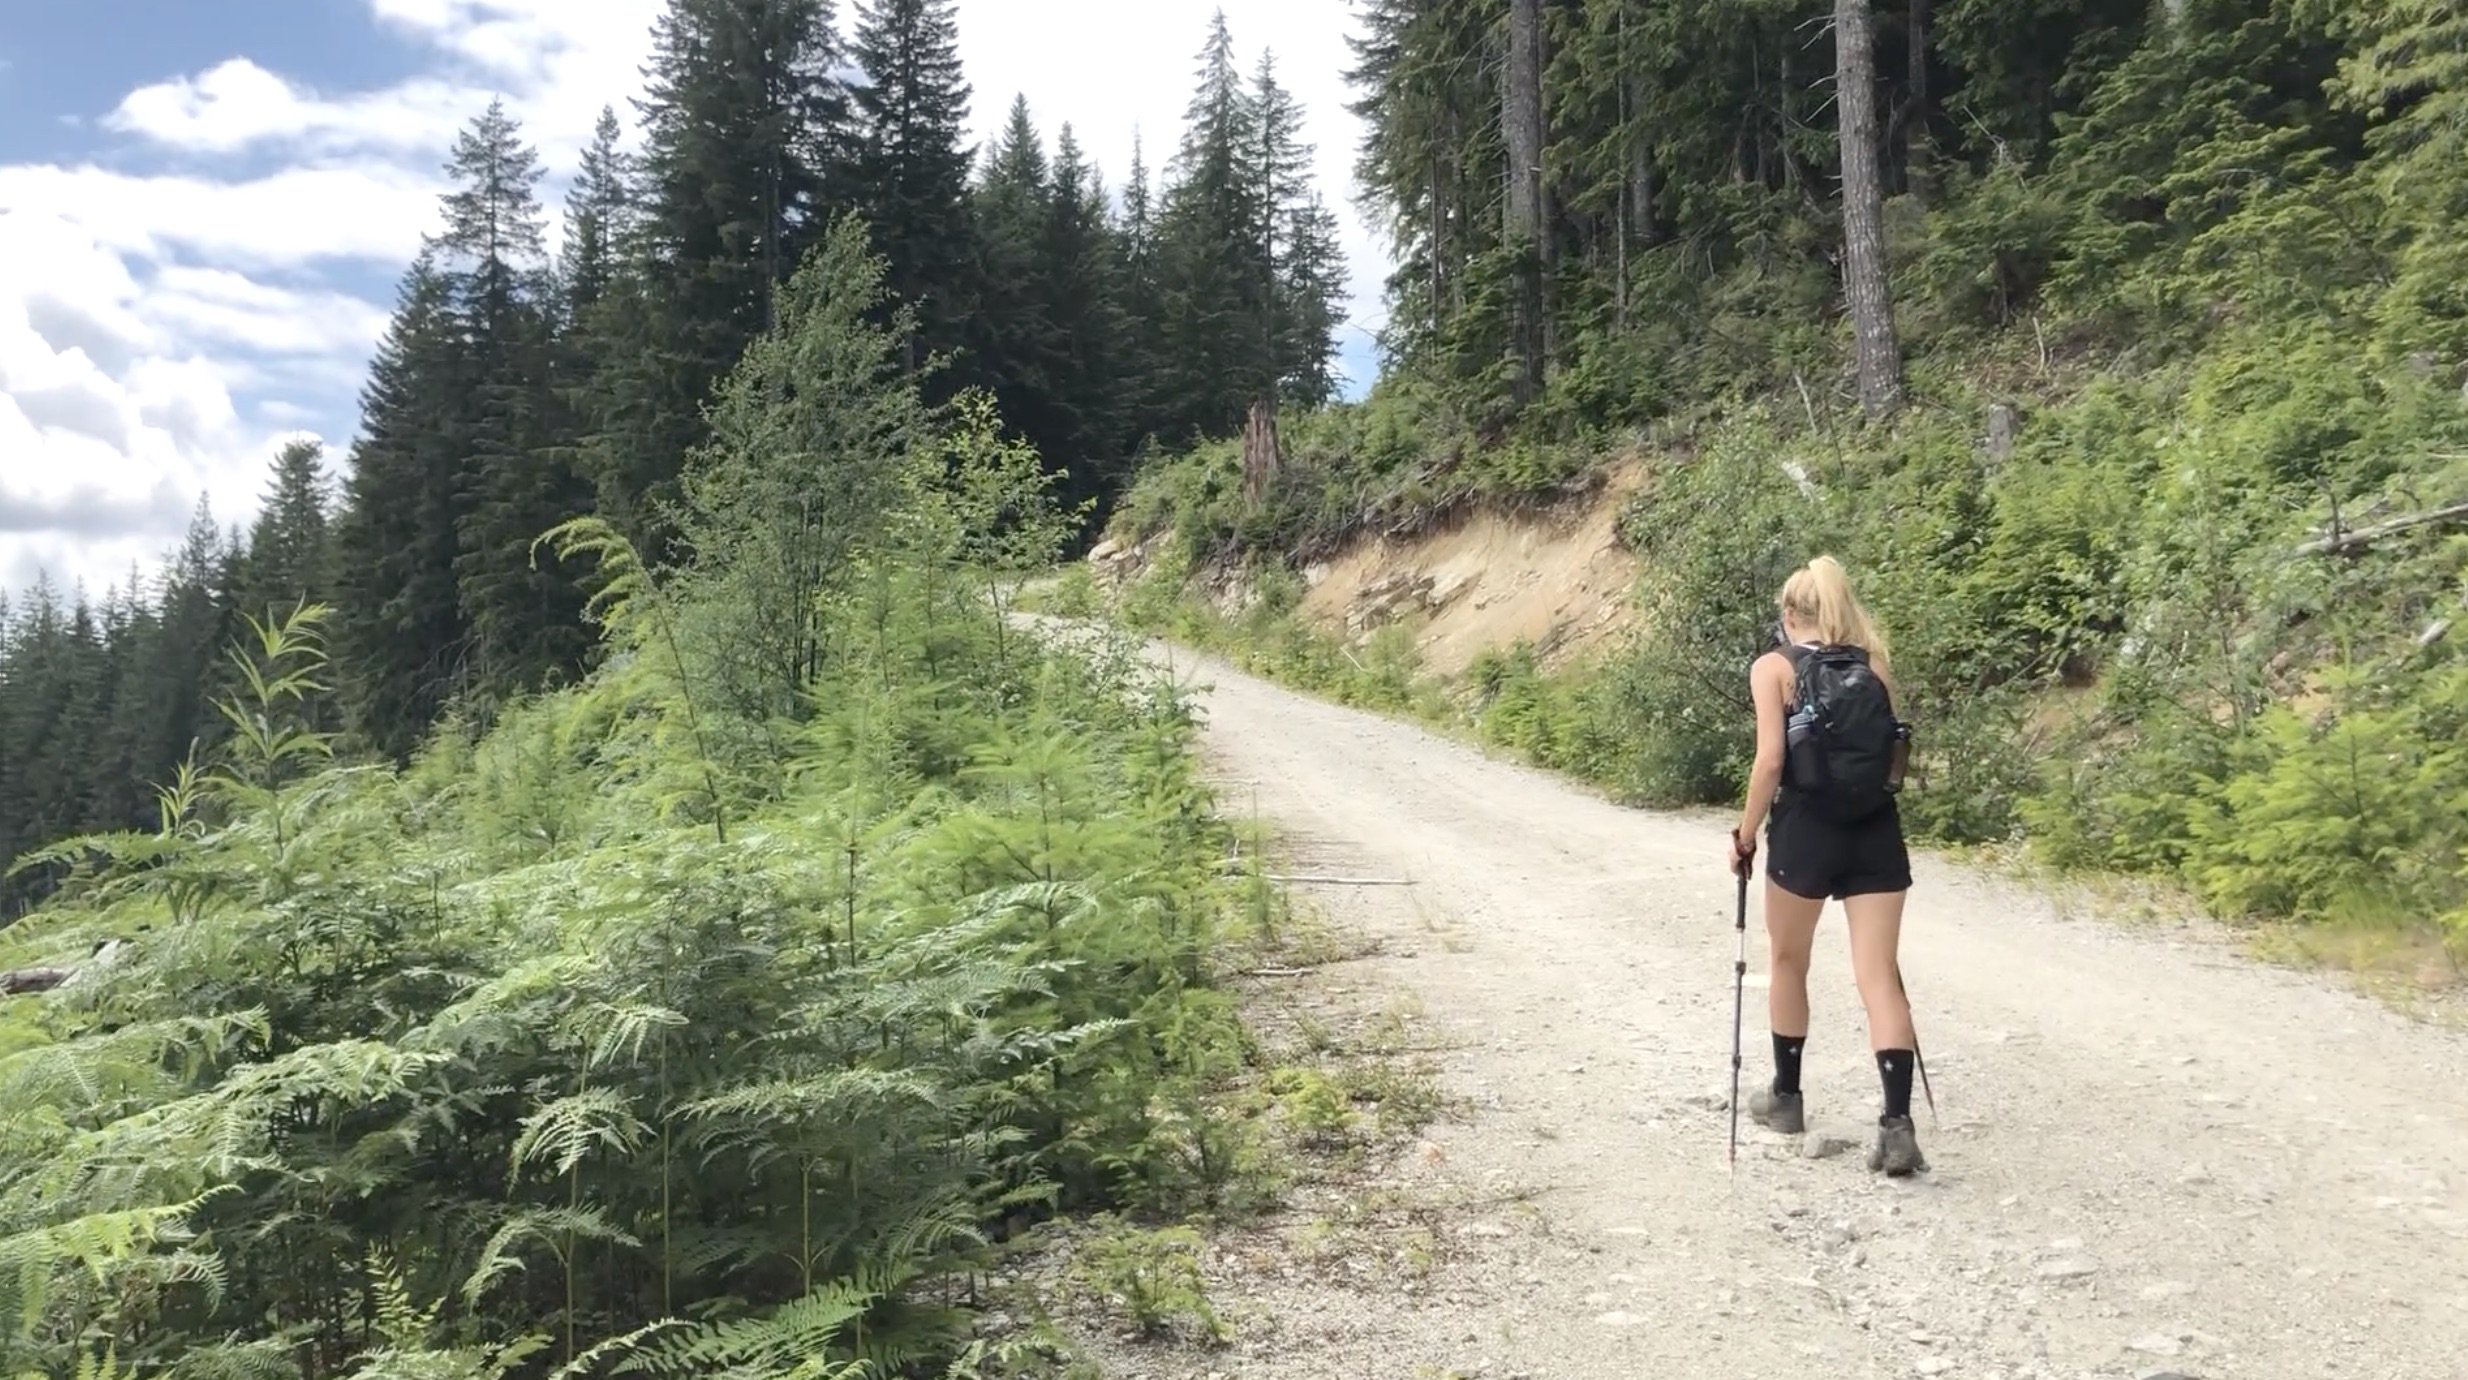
[1772,1033,1806,1097]
[1876,1050,1915,1122]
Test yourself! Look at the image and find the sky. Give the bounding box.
[0,0,1390,604]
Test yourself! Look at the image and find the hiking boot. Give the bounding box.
[1749,1087,1805,1135]
[1868,1115,1928,1177]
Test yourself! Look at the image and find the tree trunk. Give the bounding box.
[1902,0,1933,201]
[1429,160,1446,342]
[1504,0,1548,403]
[1908,0,1930,127]
[1836,0,1906,421]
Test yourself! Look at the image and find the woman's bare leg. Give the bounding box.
[1841,888,1915,1050]
[1764,880,1824,1037]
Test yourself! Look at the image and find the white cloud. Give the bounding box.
[105,60,483,160]
[0,162,444,268]
[0,211,312,595]
[2,0,1392,603]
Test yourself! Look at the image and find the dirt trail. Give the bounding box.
[1144,639,2468,1380]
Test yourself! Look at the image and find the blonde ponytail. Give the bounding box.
[1779,555,1891,678]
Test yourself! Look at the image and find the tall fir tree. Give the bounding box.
[232,438,337,630]
[333,252,470,762]
[1251,51,1347,409]
[1040,124,1135,521]
[970,96,1063,453]
[587,0,855,561]
[432,100,595,706]
[558,106,635,327]
[851,0,977,373]
[1153,10,1270,444]
[1115,131,1170,451]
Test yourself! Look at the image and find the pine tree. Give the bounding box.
[1252,51,1347,409]
[233,439,337,631]
[971,96,1062,450]
[134,502,237,807]
[1153,11,1270,444]
[851,0,977,372]
[431,100,593,706]
[334,253,471,761]
[2316,0,2468,355]
[1276,188,1348,408]
[589,0,855,560]
[559,106,635,327]
[1041,124,1134,518]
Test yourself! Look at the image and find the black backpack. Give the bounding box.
[1779,643,1909,823]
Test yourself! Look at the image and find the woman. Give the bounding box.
[1724,555,1926,1177]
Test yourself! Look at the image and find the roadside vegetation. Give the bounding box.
[1094,1,2468,965]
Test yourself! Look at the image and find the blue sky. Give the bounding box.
[0,0,1387,603]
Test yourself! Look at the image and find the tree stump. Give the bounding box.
[1987,403,2021,463]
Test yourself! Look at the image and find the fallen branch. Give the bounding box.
[0,968,74,996]
[2297,500,2468,556]
[0,940,127,997]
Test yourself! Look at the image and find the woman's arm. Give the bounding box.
[1734,653,1788,852]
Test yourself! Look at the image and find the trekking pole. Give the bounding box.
[1893,961,1938,1126]
[1729,863,1749,1169]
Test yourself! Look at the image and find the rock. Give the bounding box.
[1915,1359,1954,1376]
[2134,1372,2199,1380]
[2139,1280,2195,1301]
[2035,1258,2099,1281]
[2129,1334,2185,1356]
[1805,1132,1861,1161]
[1458,1222,1512,1239]
[2177,1164,2214,1186]
[1595,1311,1650,1327]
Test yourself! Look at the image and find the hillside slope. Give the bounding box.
[1097,462,1644,678]
[1099,637,2468,1380]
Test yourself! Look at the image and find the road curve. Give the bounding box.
[1146,637,2468,1380]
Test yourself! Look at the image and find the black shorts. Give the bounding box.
[1765,796,1912,901]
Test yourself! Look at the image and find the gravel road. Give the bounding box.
[1140,639,2468,1380]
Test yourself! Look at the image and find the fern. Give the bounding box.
[0,324,1266,1380]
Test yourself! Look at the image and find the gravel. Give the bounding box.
[1043,636,2468,1379]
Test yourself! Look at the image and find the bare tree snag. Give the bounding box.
[1837,0,1907,421]
[1242,400,1282,511]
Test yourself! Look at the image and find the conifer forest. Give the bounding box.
[3,0,2468,1376]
